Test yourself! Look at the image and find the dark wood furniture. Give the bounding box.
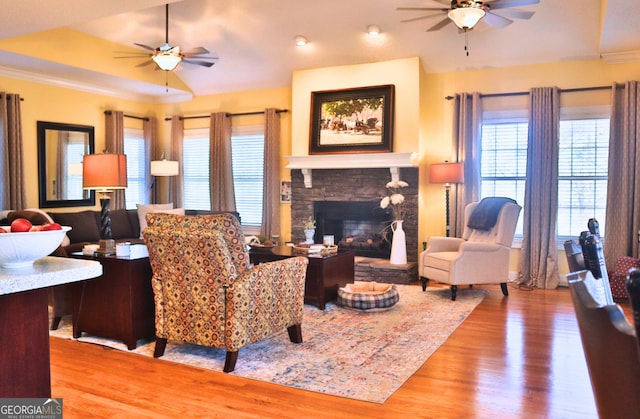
[567,270,640,418]
[250,246,355,309]
[70,245,155,350]
[0,257,101,398]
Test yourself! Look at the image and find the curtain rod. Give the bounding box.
[164,108,288,121]
[0,94,24,101]
[444,85,612,100]
[104,110,149,121]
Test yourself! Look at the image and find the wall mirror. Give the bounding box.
[37,121,95,208]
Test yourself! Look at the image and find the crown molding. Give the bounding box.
[0,65,192,103]
[600,50,640,64]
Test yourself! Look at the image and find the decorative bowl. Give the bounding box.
[0,226,71,268]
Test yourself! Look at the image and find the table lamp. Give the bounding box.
[150,157,179,204]
[430,161,464,237]
[83,152,127,253]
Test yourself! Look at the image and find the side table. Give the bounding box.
[70,244,155,349]
[250,246,355,309]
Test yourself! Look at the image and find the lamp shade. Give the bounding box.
[83,153,127,191]
[150,159,179,176]
[448,7,485,30]
[430,162,465,184]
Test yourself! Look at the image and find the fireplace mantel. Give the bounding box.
[285,152,418,188]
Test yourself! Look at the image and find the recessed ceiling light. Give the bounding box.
[367,25,381,36]
[294,35,308,46]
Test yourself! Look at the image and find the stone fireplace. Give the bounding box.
[288,155,419,265]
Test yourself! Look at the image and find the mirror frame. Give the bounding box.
[37,121,96,208]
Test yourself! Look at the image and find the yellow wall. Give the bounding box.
[4,56,640,275]
[0,75,159,212]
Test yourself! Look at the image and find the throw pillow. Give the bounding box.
[136,203,174,238]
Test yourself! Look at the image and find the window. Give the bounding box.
[123,127,148,209]
[557,118,610,238]
[182,126,265,230]
[480,118,528,236]
[480,109,610,240]
[183,129,210,210]
[231,125,264,228]
[65,134,87,200]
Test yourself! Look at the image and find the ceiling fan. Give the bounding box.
[397,0,539,32]
[116,3,217,71]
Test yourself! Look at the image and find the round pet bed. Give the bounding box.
[337,281,399,311]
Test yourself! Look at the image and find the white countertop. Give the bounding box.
[0,256,102,296]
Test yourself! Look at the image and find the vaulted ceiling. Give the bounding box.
[0,0,636,102]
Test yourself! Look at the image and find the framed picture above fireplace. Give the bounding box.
[309,84,394,154]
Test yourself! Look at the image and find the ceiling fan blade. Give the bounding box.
[134,43,156,52]
[487,0,539,10]
[135,60,155,67]
[115,55,151,59]
[396,7,448,11]
[400,13,444,24]
[496,9,535,19]
[182,59,216,68]
[482,11,513,28]
[427,17,453,32]
[182,47,210,57]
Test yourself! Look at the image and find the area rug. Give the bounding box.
[50,285,486,403]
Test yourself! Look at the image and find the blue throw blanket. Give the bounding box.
[467,197,517,231]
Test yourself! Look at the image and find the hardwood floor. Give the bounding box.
[49,283,605,418]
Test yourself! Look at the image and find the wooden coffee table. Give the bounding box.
[70,244,155,349]
[250,246,355,309]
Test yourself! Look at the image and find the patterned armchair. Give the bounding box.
[143,212,308,373]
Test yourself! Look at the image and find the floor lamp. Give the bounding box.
[430,161,464,237]
[83,153,127,254]
[150,158,179,204]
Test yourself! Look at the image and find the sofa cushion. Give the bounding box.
[50,211,101,243]
[110,209,135,240]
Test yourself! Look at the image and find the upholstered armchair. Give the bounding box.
[419,199,521,300]
[143,212,308,373]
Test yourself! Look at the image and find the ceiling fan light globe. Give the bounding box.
[152,52,182,71]
[448,7,485,30]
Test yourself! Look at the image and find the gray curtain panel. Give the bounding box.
[604,81,640,263]
[518,87,560,289]
[105,110,126,210]
[261,108,281,239]
[169,115,184,208]
[0,92,26,209]
[452,92,482,238]
[209,112,236,212]
[143,116,157,204]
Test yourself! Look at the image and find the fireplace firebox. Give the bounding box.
[314,201,392,259]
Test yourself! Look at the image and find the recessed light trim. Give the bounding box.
[294,35,308,46]
[367,24,381,36]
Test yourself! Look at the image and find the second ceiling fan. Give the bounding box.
[118,3,218,71]
[397,0,539,32]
